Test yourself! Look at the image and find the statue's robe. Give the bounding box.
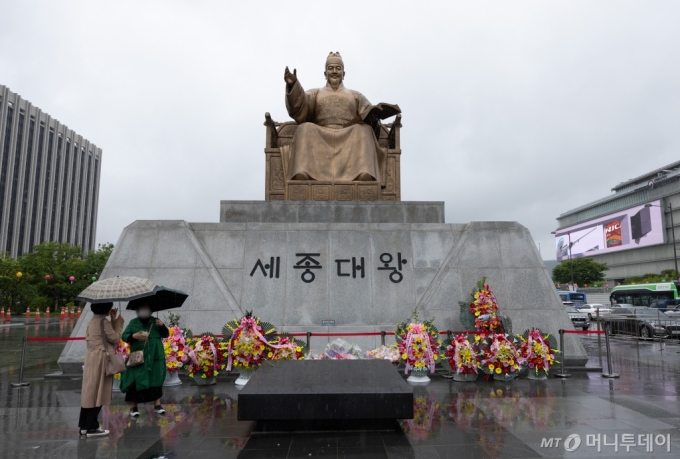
[282,80,386,184]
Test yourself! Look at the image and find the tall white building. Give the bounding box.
[0,84,102,257]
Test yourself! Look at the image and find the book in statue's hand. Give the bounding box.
[360,103,401,125]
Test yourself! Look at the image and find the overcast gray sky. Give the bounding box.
[2,1,680,260]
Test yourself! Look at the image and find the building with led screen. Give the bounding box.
[0,84,102,258]
[555,161,680,282]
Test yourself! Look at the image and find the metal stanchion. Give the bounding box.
[602,327,620,378]
[658,309,665,352]
[380,331,386,347]
[306,332,312,352]
[555,329,571,378]
[596,309,602,361]
[11,336,31,388]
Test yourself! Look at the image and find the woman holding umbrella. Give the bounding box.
[120,299,169,416]
[79,302,124,437]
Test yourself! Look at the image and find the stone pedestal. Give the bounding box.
[57,201,587,373]
[238,360,413,420]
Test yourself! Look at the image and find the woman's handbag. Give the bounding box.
[100,319,126,376]
[126,323,153,368]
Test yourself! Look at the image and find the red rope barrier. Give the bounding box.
[21,329,515,342]
[562,329,605,335]
[26,337,85,341]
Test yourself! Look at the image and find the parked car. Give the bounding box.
[565,305,590,330]
[663,306,680,319]
[601,307,680,339]
[576,304,611,320]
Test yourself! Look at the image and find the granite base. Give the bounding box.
[237,360,413,421]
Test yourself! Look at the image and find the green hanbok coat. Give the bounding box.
[120,318,167,392]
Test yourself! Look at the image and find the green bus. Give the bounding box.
[609,282,680,307]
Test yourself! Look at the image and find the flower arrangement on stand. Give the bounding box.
[517,329,559,380]
[396,310,442,384]
[163,325,189,386]
[459,278,511,335]
[223,311,305,386]
[480,334,523,381]
[445,334,480,382]
[186,334,228,385]
[269,334,306,361]
[112,340,130,391]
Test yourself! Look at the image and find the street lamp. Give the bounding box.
[551,230,575,289]
[645,202,678,278]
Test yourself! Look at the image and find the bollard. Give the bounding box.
[306,332,312,352]
[601,327,620,378]
[380,331,386,347]
[11,336,31,387]
[554,329,571,378]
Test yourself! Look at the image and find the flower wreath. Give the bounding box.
[445,334,480,375]
[222,311,306,371]
[186,334,227,379]
[459,277,511,334]
[396,311,442,375]
[480,334,523,377]
[163,325,189,373]
[517,329,559,376]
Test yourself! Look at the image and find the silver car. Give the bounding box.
[565,304,591,330]
[576,304,611,321]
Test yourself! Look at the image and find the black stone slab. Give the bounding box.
[238,360,413,421]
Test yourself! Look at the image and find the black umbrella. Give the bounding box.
[126,286,188,312]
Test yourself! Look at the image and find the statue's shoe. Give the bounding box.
[354,173,374,181]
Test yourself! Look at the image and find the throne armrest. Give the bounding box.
[264,112,280,149]
[385,114,402,150]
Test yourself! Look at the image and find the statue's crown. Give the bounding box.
[326,52,344,67]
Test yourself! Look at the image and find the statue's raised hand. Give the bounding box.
[284,66,297,86]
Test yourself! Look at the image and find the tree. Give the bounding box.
[0,254,35,314]
[552,258,608,286]
[0,242,115,314]
[19,242,87,310]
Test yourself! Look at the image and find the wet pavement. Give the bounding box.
[1,320,680,458]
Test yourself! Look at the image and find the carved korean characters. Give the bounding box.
[249,252,407,284]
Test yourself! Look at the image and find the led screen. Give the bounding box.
[555,200,665,261]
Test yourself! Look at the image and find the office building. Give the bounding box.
[0,84,101,257]
[555,161,680,282]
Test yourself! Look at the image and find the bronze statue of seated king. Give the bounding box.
[263,52,402,201]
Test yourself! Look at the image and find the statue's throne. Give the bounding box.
[263,113,402,201]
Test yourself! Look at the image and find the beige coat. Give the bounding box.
[81,314,124,408]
